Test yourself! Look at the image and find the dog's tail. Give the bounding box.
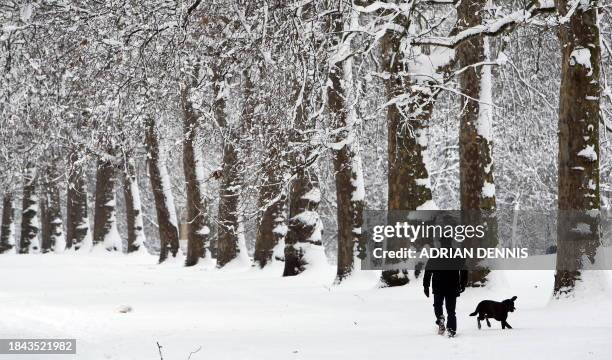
[469,305,479,316]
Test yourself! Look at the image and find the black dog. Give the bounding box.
[469,296,517,329]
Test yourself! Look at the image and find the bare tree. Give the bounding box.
[0,193,15,253]
[92,157,120,251]
[380,6,436,287]
[327,6,365,282]
[19,164,39,254]
[252,66,290,269]
[283,2,325,277]
[145,118,180,262]
[212,61,247,268]
[456,0,497,286]
[66,147,90,250]
[181,78,210,266]
[40,157,64,253]
[284,82,323,276]
[123,154,146,253]
[554,0,602,296]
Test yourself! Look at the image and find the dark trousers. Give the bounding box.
[433,293,457,332]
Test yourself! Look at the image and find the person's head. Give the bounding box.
[439,237,453,249]
[436,214,457,248]
[437,214,458,227]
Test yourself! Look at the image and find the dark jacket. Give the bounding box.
[422,257,468,296]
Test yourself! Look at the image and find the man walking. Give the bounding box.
[423,238,468,338]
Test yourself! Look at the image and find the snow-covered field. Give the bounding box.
[1,253,611,360]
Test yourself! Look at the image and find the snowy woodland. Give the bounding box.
[1,0,612,301]
[1,1,612,358]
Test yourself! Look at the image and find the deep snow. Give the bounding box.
[0,253,611,360]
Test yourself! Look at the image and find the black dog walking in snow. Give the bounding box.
[470,296,517,329]
[422,239,468,338]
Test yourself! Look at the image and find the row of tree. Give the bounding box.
[0,0,609,294]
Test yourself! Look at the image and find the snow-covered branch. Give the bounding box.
[411,3,556,48]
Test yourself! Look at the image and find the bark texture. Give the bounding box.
[0,193,15,253]
[457,0,497,286]
[254,146,288,268]
[380,11,437,286]
[40,160,64,253]
[554,0,601,295]
[284,169,321,276]
[253,67,289,269]
[92,158,119,251]
[216,137,242,267]
[40,195,50,252]
[283,83,323,276]
[66,147,90,250]
[282,2,325,277]
[123,155,146,253]
[328,10,365,282]
[213,69,243,268]
[145,118,180,262]
[19,165,39,254]
[384,31,434,213]
[181,83,209,266]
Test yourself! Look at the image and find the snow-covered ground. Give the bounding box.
[1,253,611,360]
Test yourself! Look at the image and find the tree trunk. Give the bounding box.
[384,32,434,213]
[250,66,289,269]
[0,193,15,253]
[92,158,120,251]
[213,68,245,268]
[253,134,288,268]
[123,155,146,253]
[145,118,180,262]
[40,161,64,253]
[554,0,601,296]
[284,168,322,276]
[328,10,365,283]
[380,10,439,286]
[40,193,51,253]
[283,83,323,276]
[19,164,39,253]
[181,84,209,266]
[457,0,497,286]
[66,148,90,250]
[216,136,242,268]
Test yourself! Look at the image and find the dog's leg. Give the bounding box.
[503,321,512,329]
[502,321,506,329]
[477,314,485,330]
[486,318,491,328]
